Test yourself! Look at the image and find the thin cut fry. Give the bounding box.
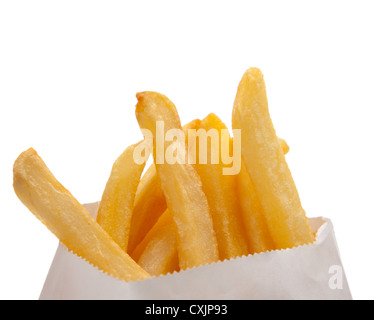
[127,164,165,254]
[137,225,179,276]
[135,91,219,270]
[232,68,314,249]
[13,148,150,281]
[127,120,201,254]
[131,209,175,261]
[237,138,290,254]
[237,161,275,253]
[196,113,249,260]
[96,143,146,251]
[133,210,179,276]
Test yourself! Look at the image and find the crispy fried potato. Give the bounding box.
[237,138,290,254]
[131,209,174,261]
[96,143,146,251]
[137,224,179,276]
[13,148,150,281]
[196,113,249,260]
[127,164,165,254]
[132,210,179,276]
[237,161,275,253]
[232,68,314,249]
[127,120,201,254]
[135,92,219,269]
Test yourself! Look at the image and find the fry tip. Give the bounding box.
[136,92,146,101]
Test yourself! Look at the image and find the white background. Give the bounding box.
[1,1,373,300]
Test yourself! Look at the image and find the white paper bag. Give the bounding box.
[39,202,352,300]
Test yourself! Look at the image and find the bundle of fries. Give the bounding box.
[13,68,315,282]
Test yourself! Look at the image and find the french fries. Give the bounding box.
[232,67,314,249]
[238,137,290,254]
[127,164,165,254]
[13,148,150,281]
[127,120,201,254]
[96,142,146,251]
[137,224,179,277]
[196,113,249,260]
[237,160,275,253]
[13,67,315,285]
[135,92,219,270]
[132,209,179,276]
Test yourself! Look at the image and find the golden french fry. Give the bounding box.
[127,120,201,254]
[13,148,150,281]
[237,137,289,254]
[131,209,174,261]
[232,68,314,249]
[96,142,146,251]
[135,91,219,270]
[237,138,289,254]
[237,161,275,253]
[127,164,165,254]
[195,113,249,260]
[137,224,179,277]
[132,210,179,276]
